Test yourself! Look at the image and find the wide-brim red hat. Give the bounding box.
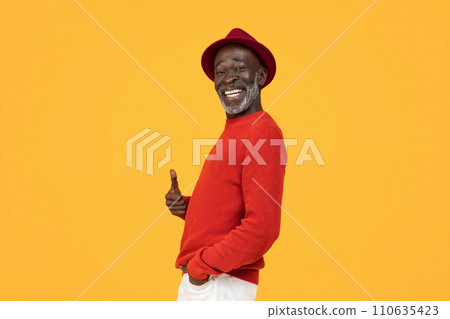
[201,28,276,88]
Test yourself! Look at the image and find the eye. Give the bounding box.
[216,70,225,75]
[236,66,246,71]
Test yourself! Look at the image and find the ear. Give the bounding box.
[257,68,268,89]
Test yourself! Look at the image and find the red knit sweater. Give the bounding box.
[175,111,286,285]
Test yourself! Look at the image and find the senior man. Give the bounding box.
[165,28,286,301]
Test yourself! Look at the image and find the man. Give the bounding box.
[165,28,286,301]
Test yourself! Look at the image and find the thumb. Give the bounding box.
[170,169,181,194]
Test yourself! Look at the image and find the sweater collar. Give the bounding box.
[225,111,268,127]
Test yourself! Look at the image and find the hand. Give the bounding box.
[165,169,187,216]
[179,265,209,286]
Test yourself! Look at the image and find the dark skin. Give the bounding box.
[214,44,268,119]
[165,44,268,285]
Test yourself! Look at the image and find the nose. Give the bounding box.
[224,71,238,84]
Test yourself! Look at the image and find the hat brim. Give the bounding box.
[201,38,276,88]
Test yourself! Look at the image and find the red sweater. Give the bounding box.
[175,111,286,285]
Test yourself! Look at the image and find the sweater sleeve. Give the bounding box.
[174,196,191,221]
[187,126,286,280]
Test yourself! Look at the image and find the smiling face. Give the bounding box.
[214,44,268,116]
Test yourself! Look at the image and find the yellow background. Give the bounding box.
[1,0,449,300]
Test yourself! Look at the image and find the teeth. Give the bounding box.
[224,89,243,96]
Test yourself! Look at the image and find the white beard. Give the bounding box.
[218,74,260,115]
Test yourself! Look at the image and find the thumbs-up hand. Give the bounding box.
[169,169,181,195]
[165,169,187,216]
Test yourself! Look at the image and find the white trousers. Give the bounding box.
[177,273,258,301]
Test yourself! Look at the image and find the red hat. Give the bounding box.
[201,28,276,88]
